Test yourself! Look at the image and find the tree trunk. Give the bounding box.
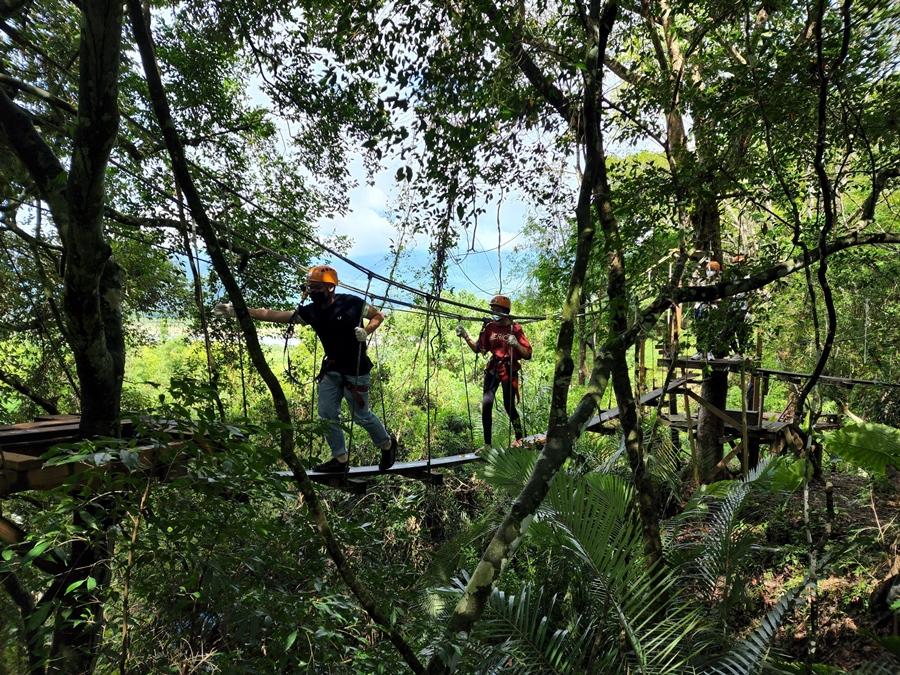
[577,311,588,385]
[697,368,727,481]
[425,6,662,671]
[48,505,115,675]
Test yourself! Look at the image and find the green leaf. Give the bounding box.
[876,635,900,657]
[24,541,50,562]
[65,579,85,595]
[1,548,12,562]
[86,576,97,592]
[825,422,900,475]
[285,629,298,650]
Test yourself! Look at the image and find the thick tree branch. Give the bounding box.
[0,221,63,252]
[0,90,69,224]
[666,231,900,306]
[105,207,256,261]
[857,167,899,223]
[0,72,77,115]
[604,57,651,88]
[0,366,60,414]
[481,0,578,127]
[126,3,424,672]
[0,569,46,675]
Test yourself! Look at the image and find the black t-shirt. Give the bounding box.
[295,294,373,375]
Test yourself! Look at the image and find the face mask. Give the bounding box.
[706,270,717,279]
[309,290,330,305]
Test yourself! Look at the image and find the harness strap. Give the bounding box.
[317,357,369,409]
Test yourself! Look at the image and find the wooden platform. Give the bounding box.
[0,416,193,497]
[659,411,840,441]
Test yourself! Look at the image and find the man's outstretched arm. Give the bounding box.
[213,303,303,324]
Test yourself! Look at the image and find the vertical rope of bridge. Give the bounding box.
[507,343,513,449]
[374,333,388,428]
[519,362,527,439]
[348,273,374,468]
[459,331,475,447]
[429,306,444,473]
[424,299,433,472]
[237,331,248,417]
[176,183,224,420]
[309,338,318,461]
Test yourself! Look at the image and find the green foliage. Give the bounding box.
[445,448,709,673]
[825,422,900,476]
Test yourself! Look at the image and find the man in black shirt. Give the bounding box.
[215,265,396,474]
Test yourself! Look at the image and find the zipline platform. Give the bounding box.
[657,359,900,390]
[757,368,900,389]
[660,412,792,442]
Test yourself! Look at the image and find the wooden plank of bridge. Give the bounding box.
[584,376,694,431]
[276,452,482,484]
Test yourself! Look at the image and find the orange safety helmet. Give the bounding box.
[707,260,722,272]
[489,294,512,312]
[306,265,339,286]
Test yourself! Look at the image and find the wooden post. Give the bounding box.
[753,330,764,413]
[683,379,699,485]
[637,337,647,395]
[740,367,750,477]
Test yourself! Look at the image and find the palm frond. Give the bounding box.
[474,584,593,675]
[644,417,686,503]
[543,470,708,672]
[704,576,808,674]
[851,657,900,674]
[478,446,540,497]
[673,459,785,607]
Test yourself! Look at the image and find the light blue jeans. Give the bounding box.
[318,371,390,458]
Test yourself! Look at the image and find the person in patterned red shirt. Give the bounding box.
[456,295,532,452]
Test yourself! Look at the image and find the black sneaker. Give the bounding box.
[379,433,397,471]
[314,457,349,475]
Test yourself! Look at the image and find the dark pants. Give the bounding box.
[482,370,523,446]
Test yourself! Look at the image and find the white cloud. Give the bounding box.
[321,206,395,256]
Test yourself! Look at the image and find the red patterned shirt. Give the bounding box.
[476,321,532,381]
